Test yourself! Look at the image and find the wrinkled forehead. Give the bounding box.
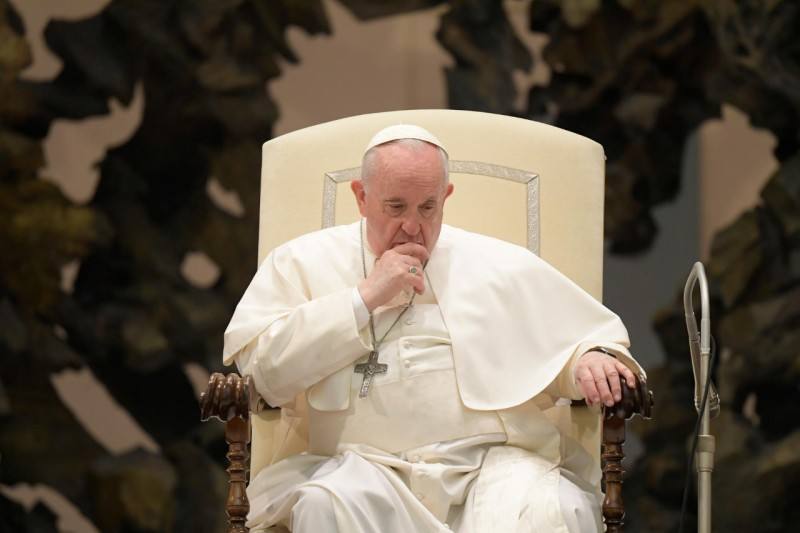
[375,140,441,164]
[371,143,447,191]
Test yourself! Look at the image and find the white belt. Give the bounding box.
[308,340,505,455]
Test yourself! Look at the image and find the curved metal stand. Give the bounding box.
[684,261,717,533]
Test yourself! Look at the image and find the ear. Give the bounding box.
[444,182,454,200]
[351,180,368,216]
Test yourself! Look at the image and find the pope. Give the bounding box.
[223,124,644,532]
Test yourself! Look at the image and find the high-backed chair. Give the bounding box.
[201,110,652,533]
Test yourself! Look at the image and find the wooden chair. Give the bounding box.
[200,110,653,532]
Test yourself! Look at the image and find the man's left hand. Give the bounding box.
[574,351,637,407]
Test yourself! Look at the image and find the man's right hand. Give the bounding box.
[357,243,429,312]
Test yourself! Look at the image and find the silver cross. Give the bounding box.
[354,351,388,398]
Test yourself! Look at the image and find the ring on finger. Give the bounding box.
[408,266,418,275]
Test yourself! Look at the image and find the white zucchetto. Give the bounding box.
[364,124,447,156]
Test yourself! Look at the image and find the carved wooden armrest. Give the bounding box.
[200,373,265,533]
[601,376,654,533]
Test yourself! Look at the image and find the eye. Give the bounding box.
[385,203,405,215]
[420,204,436,217]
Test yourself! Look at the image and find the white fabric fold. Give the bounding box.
[224,221,644,410]
[425,225,639,410]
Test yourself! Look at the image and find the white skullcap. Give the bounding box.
[364,124,447,156]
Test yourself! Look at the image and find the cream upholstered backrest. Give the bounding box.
[250,110,606,478]
[258,110,605,295]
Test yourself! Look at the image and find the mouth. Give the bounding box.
[392,239,424,247]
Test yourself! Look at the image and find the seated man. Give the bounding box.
[223,124,643,532]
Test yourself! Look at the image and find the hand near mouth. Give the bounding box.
[358,243,429,312]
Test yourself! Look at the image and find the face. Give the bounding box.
[351,141,454,257]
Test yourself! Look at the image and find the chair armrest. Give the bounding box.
[200,373,265,533]
[602,375,654,533]
[607,374,653,421]
[200,372,265,423]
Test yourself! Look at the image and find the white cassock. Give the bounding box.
[223,221,645,533]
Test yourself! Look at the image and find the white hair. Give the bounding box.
[360,138,449,190]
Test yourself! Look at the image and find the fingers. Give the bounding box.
[361,248,427,309]
[394,256,424,293]
[372,250,426,296]
[380,249,425,293]
[406,261,425,295]
[399,255,424,271]
[604,360,621,402]
[391,242,429,263]
[576,352,637,407]
[382,249,423,270]
[590,364,615,407]
[403,268,425,294]
[616,360,637,388]
[576,366,600,407]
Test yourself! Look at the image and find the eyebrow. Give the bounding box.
[383,197,438,204]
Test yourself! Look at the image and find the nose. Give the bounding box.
[401,216,421,236]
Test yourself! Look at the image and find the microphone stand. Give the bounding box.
[683,262,719,533]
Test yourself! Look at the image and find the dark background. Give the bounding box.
[1,1,799,531]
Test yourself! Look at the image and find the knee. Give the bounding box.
[290,486,337,532]
[559,476,601,533]
[295,486,334,512]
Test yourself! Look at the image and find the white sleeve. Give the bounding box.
[224,252,371,407]
[352,287,371,330]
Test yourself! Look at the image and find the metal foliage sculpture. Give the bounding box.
[1,0,330,531]
[502,1,799,531]
[1,0,798,531]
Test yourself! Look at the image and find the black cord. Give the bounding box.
[678,335,717,533]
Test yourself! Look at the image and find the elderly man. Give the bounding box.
[224,125,643,532]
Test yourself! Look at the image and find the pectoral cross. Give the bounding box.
[354,351,388,398]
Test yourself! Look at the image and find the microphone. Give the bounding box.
[683,262,720,418]
[681,261,719,533]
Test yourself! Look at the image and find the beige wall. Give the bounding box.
[271,0,450,135]
[698,105,777,258]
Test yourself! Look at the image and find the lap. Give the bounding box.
[456,446,601,533]
[250,451,447,533]
[248,446,600,533]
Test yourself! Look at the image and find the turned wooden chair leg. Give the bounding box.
[200,373,255,533]
[602,413,626,532]
[601,377,653,532]
[226,416,251,533]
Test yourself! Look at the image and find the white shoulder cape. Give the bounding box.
[223,222,641,411]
